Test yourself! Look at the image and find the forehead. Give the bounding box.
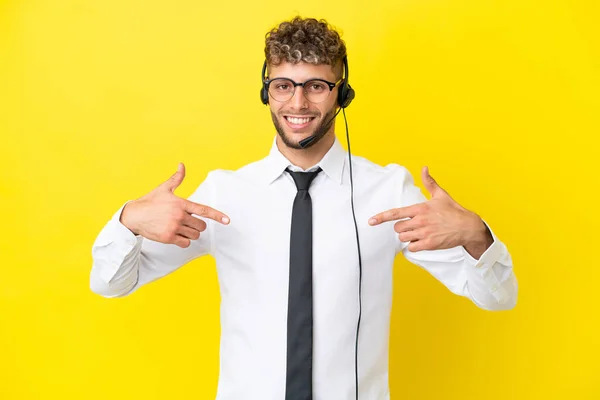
[268,62,337,81]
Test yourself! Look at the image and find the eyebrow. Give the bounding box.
[269,76,332,81]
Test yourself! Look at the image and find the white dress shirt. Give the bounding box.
[90,136,518,400]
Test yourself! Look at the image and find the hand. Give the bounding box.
[120,163,230,248]
[368,166,492,257]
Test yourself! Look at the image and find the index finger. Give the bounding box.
[369,204,421,226]
[184,200,230,225]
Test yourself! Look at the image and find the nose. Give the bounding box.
[288,85,309,110]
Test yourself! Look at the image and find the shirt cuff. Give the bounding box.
[92,201,143,283]
[460,220,512,304]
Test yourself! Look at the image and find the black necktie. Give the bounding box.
[285,167,322,400]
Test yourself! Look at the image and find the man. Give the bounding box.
[90,16,517,400]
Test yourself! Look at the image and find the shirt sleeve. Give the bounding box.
[89,171,216,298]
[392,165,518,311]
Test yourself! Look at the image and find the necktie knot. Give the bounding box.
[286,167,322,191]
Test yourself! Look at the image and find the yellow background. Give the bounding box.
[1,0,599,398]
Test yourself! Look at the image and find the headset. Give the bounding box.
[260,56,363,400]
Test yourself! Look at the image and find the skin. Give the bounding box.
[267,61,341,170]
[369,166,494,259]
[120,163,230,248]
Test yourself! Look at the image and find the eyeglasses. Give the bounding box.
[264,77,343,104]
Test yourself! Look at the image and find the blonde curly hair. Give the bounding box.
[264,16,347,77]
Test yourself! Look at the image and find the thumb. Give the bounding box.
[163,162,186,192]
[421,166,444,197]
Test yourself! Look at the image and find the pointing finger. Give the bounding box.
[184,200,230,225]
[369,204,421,226]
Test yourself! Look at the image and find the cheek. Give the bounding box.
[269,104,283,118]
[319,99,338,117]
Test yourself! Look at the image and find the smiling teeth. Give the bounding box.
[287,117,311,124]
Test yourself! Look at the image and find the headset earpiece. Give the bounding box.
[339,83,355,108]
[337,56,355,109]
[260,60,269,105]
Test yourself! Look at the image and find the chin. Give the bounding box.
[286,129,313,140]
[271,110,330,150]
[281,132,313,149]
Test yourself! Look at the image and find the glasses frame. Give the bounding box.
[263,77,343,103]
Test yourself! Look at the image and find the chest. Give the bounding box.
[211,178,397,281]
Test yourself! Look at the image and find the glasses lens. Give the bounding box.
[267,79,333,103]
[304,80,331,103]
[268,79,295,102]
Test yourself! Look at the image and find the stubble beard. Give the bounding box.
[271,106,337,150]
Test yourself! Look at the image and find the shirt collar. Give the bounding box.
[262,135,346,185]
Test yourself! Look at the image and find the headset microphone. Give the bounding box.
[298,134,316,148]
[298,136,316,148]
[298,107,344,148]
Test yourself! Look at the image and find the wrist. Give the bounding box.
[119,201,141,236]
[463,214,493,259]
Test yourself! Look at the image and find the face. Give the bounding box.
[267,62,340,149]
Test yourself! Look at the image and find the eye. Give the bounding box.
[306,81,327,92]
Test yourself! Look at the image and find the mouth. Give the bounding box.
[283,115,316,130]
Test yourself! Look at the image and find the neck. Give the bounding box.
[277,131,335,170]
